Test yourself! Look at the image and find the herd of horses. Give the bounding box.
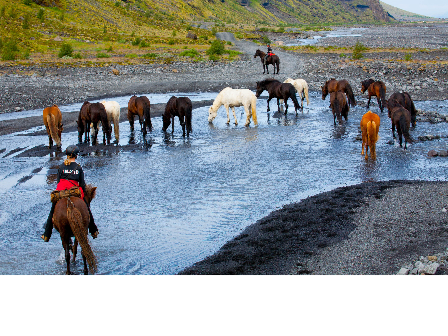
[42,69,418,274]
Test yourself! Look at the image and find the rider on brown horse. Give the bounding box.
[264,44,273,65]
[41,145,99,242]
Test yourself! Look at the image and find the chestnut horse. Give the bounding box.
[77,102,111,144]
[43,105,63,149]
[329,91,349,125]
[387,92,417,127]
[361,79,387,113]
[360,111,380,160]
[52,184,97,275]
[254,49,280,75]
[322,78,356,107]
[163,96,193,137]
[255,79,300,114]
[128,95,152,135]
[388,99,413,149]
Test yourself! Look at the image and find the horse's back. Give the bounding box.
[53,197,89,236]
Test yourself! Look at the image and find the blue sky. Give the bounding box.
[381,1,448,18]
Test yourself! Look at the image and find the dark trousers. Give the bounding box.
[44,200,98,239]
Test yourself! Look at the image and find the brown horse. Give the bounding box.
[77,102,91,143]
[52,185,97,275]
[254,49,280,75]
[361,79,387,113]
[322,78,356,107]
[360,111,380,160]
[163,96,193,137]
[89,102,111,145]
[43,105,63,149]
[388,99,413,149]
[128,95,152,135]
[387,92,417,127]
[255,79,301,114]
[329,91,349,125]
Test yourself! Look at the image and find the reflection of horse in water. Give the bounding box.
[208,87,258,126]
[128,95,152,135]
[361,111,380,160]
[253,49,280,74]
[387,92,417,127]
[43,105,63,149]
[163,96,193,137]
[283,78,310,106]
[330,91,349,125]
[52,185,97,275]
[322,78,356,107]
[361,79,387,113]
[255,79,301,114]
[388,99,413,149]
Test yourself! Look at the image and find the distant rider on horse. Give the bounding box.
[41,145,99,242]
[263,44,273,65]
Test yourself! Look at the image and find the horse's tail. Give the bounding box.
[67,199,97,274]
[186,101,193,133]
[399,114,413,144]
[251,94,258,125]
[345,83,357,107]
[404,92,417,126]
[367,120,378,144]
[46,113,61,147]
[143,102,152,130]
[303,84,310,106]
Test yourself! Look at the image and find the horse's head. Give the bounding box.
[84,184,97,204]
[208,105,217,123]
[255,81,264,98]
[321,83,328,100]
[254,49,263,58]
[162,112,171,131]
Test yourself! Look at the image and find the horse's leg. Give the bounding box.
[129,115,135,132]
[92,122,98,144]
[367,95,371,108]
[277,98,281,112]
[284,98,289,114]
[72,239,78,262]
[231,107,238,125]
[172,116,175,134]
[377,96,383,113]
[63,240,71,275]
[392,122,396,139]
[266,97,271,112]
[82,253,88,275]
[266,63,269,74]
[224,105,231,124]
[243,104,251,126]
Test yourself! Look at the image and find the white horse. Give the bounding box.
[100,100,120,143]
[282,78,310,106]
[208,87,258,126]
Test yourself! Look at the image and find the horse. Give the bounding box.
[388,99,413,149]
[52,184,97,275]
[128,95,152,135]
[163,96,193,136]
[387,92,417,127]
[360,111,380,160]
[283,78,310,106]
[322,78,357,107]
[42,105,63,149]
[100,100,120,143]
[329,90,349,125]
[253,49,280,75]
[77,101,92,144]
[361,79,387,113]
[89,102,111,145]
[208,87,258,126]
[255,79,301,114]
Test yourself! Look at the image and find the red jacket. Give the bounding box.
[56,179,84,199]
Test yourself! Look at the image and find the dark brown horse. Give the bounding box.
[255,79,301,114]
[388,99,413,149]
[387,92,417,127]
[254,49,280,75]
[52,185,97,275]
[163,96,193,137]
[322,78,356,107]
[77,102,111,145]
[330,90,349,125]
[43,105,63,149]
[128,95,152,135]
[361,79,387,113]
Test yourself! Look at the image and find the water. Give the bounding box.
[1,91,447,274]
[286,27,367,46]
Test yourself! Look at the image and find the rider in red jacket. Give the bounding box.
[41,145,99,242]
[264,44,273,65]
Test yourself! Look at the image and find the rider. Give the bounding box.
[41,145,99,242]
[263,44,273,65]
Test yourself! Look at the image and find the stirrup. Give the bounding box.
[41,235,49,242]
[91,231,99,239]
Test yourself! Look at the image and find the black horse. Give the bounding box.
[77,102,111,144]
[255,79,301,114]
[387,92,417,127]
[388,99,413,149]
[254,49,280,75]
[162,96,193,137]
[330,91,349,125]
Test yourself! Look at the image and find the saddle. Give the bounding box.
[50,187,81,203]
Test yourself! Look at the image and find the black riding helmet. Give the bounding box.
[65,145,80,157]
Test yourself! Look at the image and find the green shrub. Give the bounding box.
[131,37,141,46]
[172,30,177,37]
[106,46,113,52]
[2,40,19,61]
[0,6,5,18]
[22,49,30,59]
[141,53,158,59]
[58,43,73,58]
[211,27,218,35]
[37,8,44,21]
[206,40,225,56]
[168,39,175,45]
[97,52,110,58]
[179,49,199,57]
[352,41,367,60]
[23,0,32,5]
[262,35,271,44]
[208,54,219,61]
[404,53,412,61]
[125,53,138,58]
[140,40,150,48]
[22,14,30,29]
[73,52,82,59]
[339,53,346,58]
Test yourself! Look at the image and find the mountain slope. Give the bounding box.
[380,1,438,21]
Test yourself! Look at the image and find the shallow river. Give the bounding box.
[1,91,447,274]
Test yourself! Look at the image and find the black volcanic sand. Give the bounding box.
[180,181,448,275]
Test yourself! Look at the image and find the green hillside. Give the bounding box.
[0,0,391,63]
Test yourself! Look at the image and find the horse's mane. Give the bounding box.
[164,96,177,117]
[260,78,280,85]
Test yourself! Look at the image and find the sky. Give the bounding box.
[381,0,448,18]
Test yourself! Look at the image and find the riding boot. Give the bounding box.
[42,202,56,241]
[85,200,99,238]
